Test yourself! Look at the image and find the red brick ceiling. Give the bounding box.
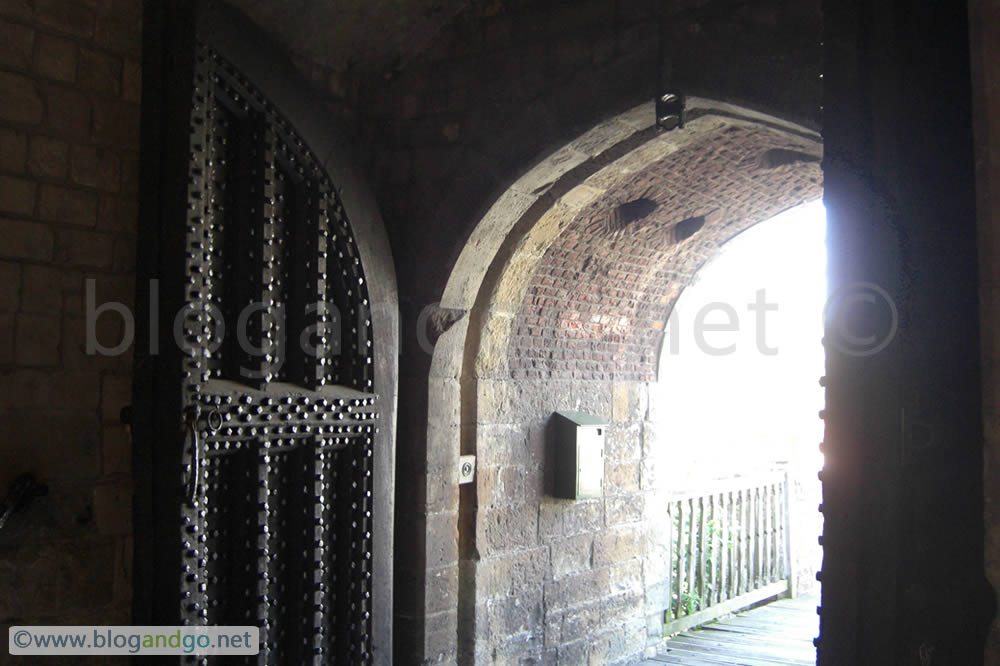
[509,123,823,381]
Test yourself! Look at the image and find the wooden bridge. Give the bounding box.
[638,468,817,664]
[642,593,818,665]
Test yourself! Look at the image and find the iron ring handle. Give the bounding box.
[207,408,223,432]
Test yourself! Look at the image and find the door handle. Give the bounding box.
[183,407,201,507]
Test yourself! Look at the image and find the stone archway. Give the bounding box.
[427,98,822,663]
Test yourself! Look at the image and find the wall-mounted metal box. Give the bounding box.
[552,411,607,499]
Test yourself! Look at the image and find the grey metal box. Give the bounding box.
[552,410,607,499]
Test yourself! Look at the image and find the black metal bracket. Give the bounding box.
[656,92,685,131]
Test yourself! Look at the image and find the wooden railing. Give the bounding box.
[663,469,793,636]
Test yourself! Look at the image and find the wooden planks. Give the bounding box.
[649,594,818,666]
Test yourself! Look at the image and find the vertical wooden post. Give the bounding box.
[687,498,697,613]
[676,499,685,618]
[777,478,786,583]
[665,501,673,622]
[738,488,746,596]
[752,486,761,589]
[721,490,730,603]
[699,496,708,610]
[763,484,772,584]
[784,468,796,598]
[709,494,718,605]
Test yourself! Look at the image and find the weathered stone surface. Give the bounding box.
[604,494,643,526]
[20,540,114,614]
[93,481,131,535]
[563,500,602,535]
[111,235,135,272]
[486,589,543,638]
[15,313,60,365]
[0,261,20,311]
[43,84,90,137]
[425,462,459,513]
[0,71,43,124]
[604,461,640,495]
[556,639,588,665]
[61,314,125,371]
[101,424,130,475]
[21,264,62,313]
[55,228,114,267]
[543,567,609,613]
[604,423,642,462]
[100,373,130,422]
[121,58,140,103]
[0,127,27,173]
[0,0,141,635]
[538,501,564,538]
[33,0,96,38]
[0,0,31,20]
[423,609,459,664]
[96,194,137,231]
[608,559,643,596]
[4,410,100,480]
[77,47,121,94]
[425,510,459,569]
[0,313,13,363]
[0,218,53,261]
[94,12,142,58]
[91,96,139,148]
[0,19,34,70]
[39,184,98,225]
[479,502,538,555]
[593,526,642,567]
[477,546,549,599]
[602,590,644,625]
[70,145,120,191]
[425,564,459,614]
[113,536,132,603]
[34,33,77,82]
[559,601,603,643]
[0,174,36,215]
[588,625,627,665]
[27,135,69,179]
[550,533,593,579]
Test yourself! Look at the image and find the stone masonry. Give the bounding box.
[0,0,141,633]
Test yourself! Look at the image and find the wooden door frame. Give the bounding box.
[132,3,398,662]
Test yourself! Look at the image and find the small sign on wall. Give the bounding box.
[552,411,607,499]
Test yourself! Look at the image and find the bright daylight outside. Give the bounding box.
[650,199,826,660]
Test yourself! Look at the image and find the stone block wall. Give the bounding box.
[469,377,658,664]
[0,0,141,630]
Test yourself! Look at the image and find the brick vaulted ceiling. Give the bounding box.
[508,123,823,382]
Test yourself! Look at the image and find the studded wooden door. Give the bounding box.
[133,4,392,664]
[175,44,378,664]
